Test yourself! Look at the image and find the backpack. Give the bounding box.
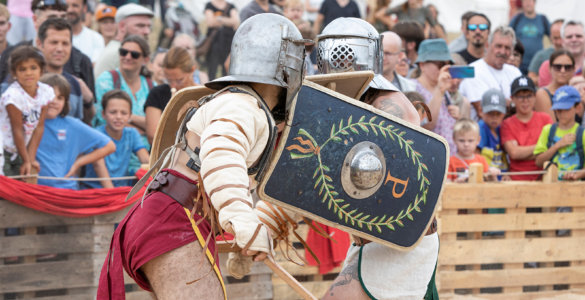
[109,70,154,91]
[546,123,585,168]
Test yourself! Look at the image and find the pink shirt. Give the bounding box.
[7,0,33,18]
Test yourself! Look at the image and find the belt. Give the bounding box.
[147,170,200,212]
[353,217,438,246]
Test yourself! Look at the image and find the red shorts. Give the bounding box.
[97,169,222,299]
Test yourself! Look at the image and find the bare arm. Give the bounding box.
[136,148,150,164]
[129,115,146,133]
[534,88,555,120]
[65,140,116,177]
[422,65,451,130]
[145,106,162,145]
[471,101,483,120]
[503,140,536,161]
[6,104,33,175]
[91,158,113,188]
[26,105,48,173]
[313,14,324,35]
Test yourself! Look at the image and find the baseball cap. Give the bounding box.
[96,6,116,22]
[415,39,453,63]
[551,85,581,110]
[115,3,154,23]
[481,88,506,114]
[510,75,536,96]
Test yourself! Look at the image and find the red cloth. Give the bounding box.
[305,221,350,274]
[97,169,216,299]
[501,112,553,180]
[0,169,149,217]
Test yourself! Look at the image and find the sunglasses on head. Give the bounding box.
[467,24,489,31]
[33,0,67,10]
[551,63,575,72]
[119,48,142,59]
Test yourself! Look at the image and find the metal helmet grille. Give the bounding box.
[329,44,356,70]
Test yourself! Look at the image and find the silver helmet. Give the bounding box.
[317,17,397,92]
[205,13,311,110]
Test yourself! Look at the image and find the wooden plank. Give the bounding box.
[436,201,457,294]
[273,279,333,300]
[440,212,585,233]
[440,290,585,300]
[0,200,93,228]
[439,266,585,289]
[572,206,585,290]
[1,233,95,257]
[441,182,585,209]
[0,260,93,293]
[439,237,585,265]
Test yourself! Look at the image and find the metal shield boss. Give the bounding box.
[257,81,449,251]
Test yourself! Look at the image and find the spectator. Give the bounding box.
[36,18,94,123]
[144,47,199,143]
[312,0,360,35]
[528,19,563,85]
[501,75,553,181]
[448,55,472,119]
[392,21,425,78]
[382,0,444,39]
[569,76,585,124]
[94,3,153,78]
[478,89,508,174]
[284,0,304,22]
[538,20,585,88]
[0,4,11,57]
[240,0,281,24]
[36,73,115,189]
[171,33,209,85]
[404,90,428,121]
[0,46,52,176]
[448,118,499,182]
[448,11,476,53]
[84,89,149,188]
[66,0,105,63]
[425,4,445,39]
[5,0,33,45]
[0,0,95,97]
[94,35,153,133]
[381,31,415,92]
[293,18,317,75]
[370,0,392,33]
[148,48,167,85]
[534,85,585,180]
[96,5,117,46]
[459,26,522,120]
[304,0,324,24]
[412,39,459,155]
[509,0,550,74]
[535,50,574,120]
[506,39,524,69]
[159,1,200,49]
[455,12,490,65]
[204,0,239,81]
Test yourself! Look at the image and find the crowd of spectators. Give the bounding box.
[1,0,584,191]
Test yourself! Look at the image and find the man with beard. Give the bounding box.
[66,0,105,63]
[459,26,522,120]
[455,13,490,65]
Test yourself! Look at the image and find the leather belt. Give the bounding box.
[147,170,200,212]
[352,217,438,246]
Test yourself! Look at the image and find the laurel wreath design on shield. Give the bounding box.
[285,115,430,233]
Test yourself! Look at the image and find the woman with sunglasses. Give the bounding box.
[94,35,154,134]
[144,47,199,144]
[535,49,575,120]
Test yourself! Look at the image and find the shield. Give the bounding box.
[257,80,449,251]
[149,85,216,169]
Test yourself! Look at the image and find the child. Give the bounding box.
[0,45,53,176]
[534,85,585,180]
[448,118,500,182]
[478,89,509,175]
[404,91,428,122]
[36,73,115,190]
[84,89,149,188]
[284,0,305,21]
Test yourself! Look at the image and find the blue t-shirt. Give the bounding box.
[84,126,146,188]
[509,13,550,74]
[62,72,83,120]
[36,116,111,190]
[478,120,508,171]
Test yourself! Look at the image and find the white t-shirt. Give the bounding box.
[0,81,54,155]
[73,26,105,63]
[459,59,522,119]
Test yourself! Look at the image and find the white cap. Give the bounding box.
[115,3,154,23]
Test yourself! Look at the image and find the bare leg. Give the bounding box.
[141,242,224,300]
[322,258,370,300]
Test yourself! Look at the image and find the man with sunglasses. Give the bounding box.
[93,3,153,78]
[459,26,522,121]
[455,12,490,65]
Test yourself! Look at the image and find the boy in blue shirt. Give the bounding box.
[478,88,509,176]
[85,90,149,187]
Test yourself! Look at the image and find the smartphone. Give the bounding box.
[448,66,475,78]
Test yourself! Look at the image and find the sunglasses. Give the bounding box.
[33,0,67,10]
[119,48,142,59]
[467,24,489,31]
[551,63,575,72]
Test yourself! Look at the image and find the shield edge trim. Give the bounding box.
[305,70,374,99]
[257,80,449,251]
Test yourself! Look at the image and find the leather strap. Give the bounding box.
[147,171,200,212]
